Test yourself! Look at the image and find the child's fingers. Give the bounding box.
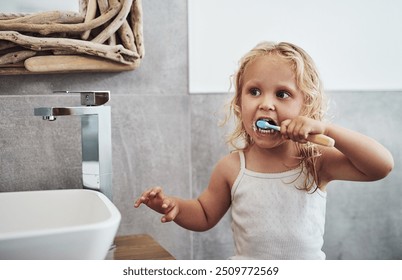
[134,187,178,223]
[161,202,179,223]
[161,198,176,210]
[293,124,309,143]
[149,186,163,198]
[280,119,292,140]
[281,119,309,143]
[134,186,164,208]
[134,193,150,208]
[133,197,144,208]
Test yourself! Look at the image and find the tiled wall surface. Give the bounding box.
[0,0,400,259]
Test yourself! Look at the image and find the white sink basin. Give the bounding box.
[0,189,121,260]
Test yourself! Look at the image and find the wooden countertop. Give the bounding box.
[112,234,175,260]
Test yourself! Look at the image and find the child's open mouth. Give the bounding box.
[253,118,279,134]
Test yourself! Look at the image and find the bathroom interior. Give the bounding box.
[0,0,401,260]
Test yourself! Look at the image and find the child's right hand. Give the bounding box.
[134,186,179,223]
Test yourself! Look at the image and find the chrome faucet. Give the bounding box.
[34,91,113,201]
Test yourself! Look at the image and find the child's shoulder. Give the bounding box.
[217,150,241,168]
[213,151,242,186]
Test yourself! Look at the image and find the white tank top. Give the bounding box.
[230,151,327,259]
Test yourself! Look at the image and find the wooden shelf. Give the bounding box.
[112,234,175,260]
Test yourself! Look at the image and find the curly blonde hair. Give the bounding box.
[226,41,327,191]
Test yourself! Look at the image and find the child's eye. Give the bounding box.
[249,88,261,96]
[276,90,290,99]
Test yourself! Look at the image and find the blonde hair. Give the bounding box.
[226,41,327,191]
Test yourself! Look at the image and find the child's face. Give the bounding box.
[240,54,304,148]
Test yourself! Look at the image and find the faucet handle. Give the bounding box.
[53,90,110,106]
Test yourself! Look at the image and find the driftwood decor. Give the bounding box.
[0,0,143,75]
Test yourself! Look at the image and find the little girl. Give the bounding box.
[134,41,394,259]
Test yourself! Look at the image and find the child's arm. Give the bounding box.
[319,123,394,184]
[281,116,394,185]
[134,155,234,231]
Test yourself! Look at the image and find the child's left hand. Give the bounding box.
[280,116,327,144]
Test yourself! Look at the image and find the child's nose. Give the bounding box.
[259,95,275,111]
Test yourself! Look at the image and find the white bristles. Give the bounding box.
[252,123,275,134]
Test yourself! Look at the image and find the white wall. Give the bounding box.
[188,0,402,93]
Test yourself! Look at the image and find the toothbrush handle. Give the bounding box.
[307,134,335,147]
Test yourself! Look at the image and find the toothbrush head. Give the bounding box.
[255,118,335,147]
[255,119,280,131]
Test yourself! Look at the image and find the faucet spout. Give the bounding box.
[34,106,109,118]
[34,91,113,201]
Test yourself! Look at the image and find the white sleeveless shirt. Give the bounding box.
[230,151,327,259]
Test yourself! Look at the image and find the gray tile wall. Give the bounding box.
[0,0,401,259]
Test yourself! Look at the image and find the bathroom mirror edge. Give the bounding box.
[0,0,144,75]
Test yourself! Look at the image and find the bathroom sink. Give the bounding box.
[0,189,121,260]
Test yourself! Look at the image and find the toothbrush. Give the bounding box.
[256,119,335,147]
